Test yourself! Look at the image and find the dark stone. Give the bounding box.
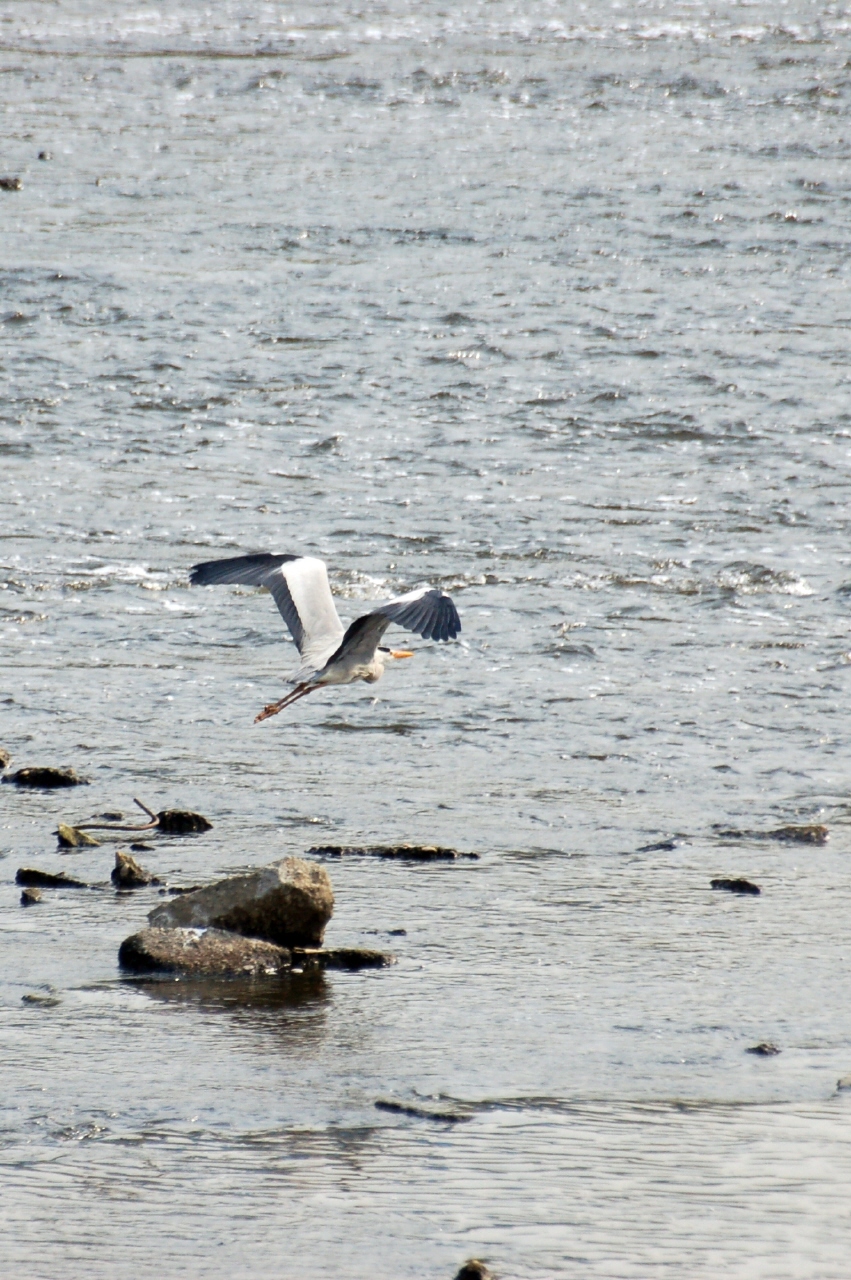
[308,843,477,861]
[131,842,155,852]
[156,809,212,833]
[714,823,828,846]
[56,823,101,848]
[38,150,52,160]
[454,1261,495,1279]
[112,850,159,888]
[4,766,88,788]
[292,947,395,971]
[0,747,10,769]
[20,887,43,906]
[0,176,22,191]
[147,856,334,948]
[161,884,205,895]
[711,877,761,895]
[375,1099,470,1123]
[15,867,93,889]
[637,839,677,852]
[746,1042,781,1056]
[118,927,292,977]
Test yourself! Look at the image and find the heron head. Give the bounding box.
[378,645,414,661]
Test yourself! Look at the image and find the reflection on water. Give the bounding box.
[3,0,851,1275]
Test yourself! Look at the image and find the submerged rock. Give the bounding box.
[156,809,212,834]
[308,843,477,862]
[112,850,159,888]
[292,947,395,971]
[56,823,101,848]
[20,887,43,906]
[746,1042,781,1056]
[454,1262,495,1280]
[4,766,88,788]
[714,823,828,846]
[837,1075,851,1091]
[711,877,761,895]
[118,927,292,976]
[16,867,93,889]
[375,1099,469,1123]
[22,992,61,1008]
[147,856,333,948]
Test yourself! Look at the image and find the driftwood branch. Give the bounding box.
[75,798,160,833]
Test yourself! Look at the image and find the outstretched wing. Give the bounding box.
[373,587,461,642]
[329,587,461,668]
[190,552,344,671]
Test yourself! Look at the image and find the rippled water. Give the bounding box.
[3,2,851,1276]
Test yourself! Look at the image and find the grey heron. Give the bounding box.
[190,553,461,721]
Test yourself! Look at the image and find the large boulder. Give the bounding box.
[119,928,291,976]
[147,856,333,948]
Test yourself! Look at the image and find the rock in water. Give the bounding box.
[119,928,293,976]
[156,809,212,833]
[0,747,11,770]
[20,887,43,906]
[308,843,477,861]
[711,877,761,895]
[112,850,159,888]
[147,857,333,947]
[455,1262,495,1280]
[56,823,101,848]
[16,867,93,889]
[291,947,395,971]
[4,766,88,789]
[746,1042,781,1056]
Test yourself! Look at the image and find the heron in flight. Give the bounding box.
[190,553,461,721]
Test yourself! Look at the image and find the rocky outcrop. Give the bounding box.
[147,857,333,948]
[118,928,292,976]
[711,877,761,895]
[308,843,477,861]
[4,766,88,788]
[112,850,159,888]
[57,823,101,848]
[16,867,94,889]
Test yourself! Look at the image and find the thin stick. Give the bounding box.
[74,797,160,832]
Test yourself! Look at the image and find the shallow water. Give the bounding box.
[3,1,851,1275]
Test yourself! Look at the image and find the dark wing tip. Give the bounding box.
[189,552,299,588]
[425,591,461,642]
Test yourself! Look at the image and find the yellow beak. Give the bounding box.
[390,649,414,659]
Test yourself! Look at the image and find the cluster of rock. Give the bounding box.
[119,857,394,978]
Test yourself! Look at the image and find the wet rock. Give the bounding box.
[454,1262,495,1280]
[156,809,212,834]
[147,856,333,948]
[291,947,395,971]
[131,842,155,852]
[837,1075,851,1091]
[746,1042,781,1056]
[20,887,43,906]
[0,176,22,191]
[16,867,93,889]
[56,823,101,848]
[112,850,160,889]
[0,747,10,770]
[375,1099,470,1123]
[3,766,88,789]
[714,823,828,846]
[308,843,477,862]
[118,927,292,977]
[711,877,761,895]
[160,883,205,896]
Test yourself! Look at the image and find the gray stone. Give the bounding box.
[147,856,333,948]
[112,850,159,888]
[20,887,43,906]
[292,947,395,971]
[118,927,292,976]
[4,766,88,788]
[57,823,101,848]
[308,843,477,862]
